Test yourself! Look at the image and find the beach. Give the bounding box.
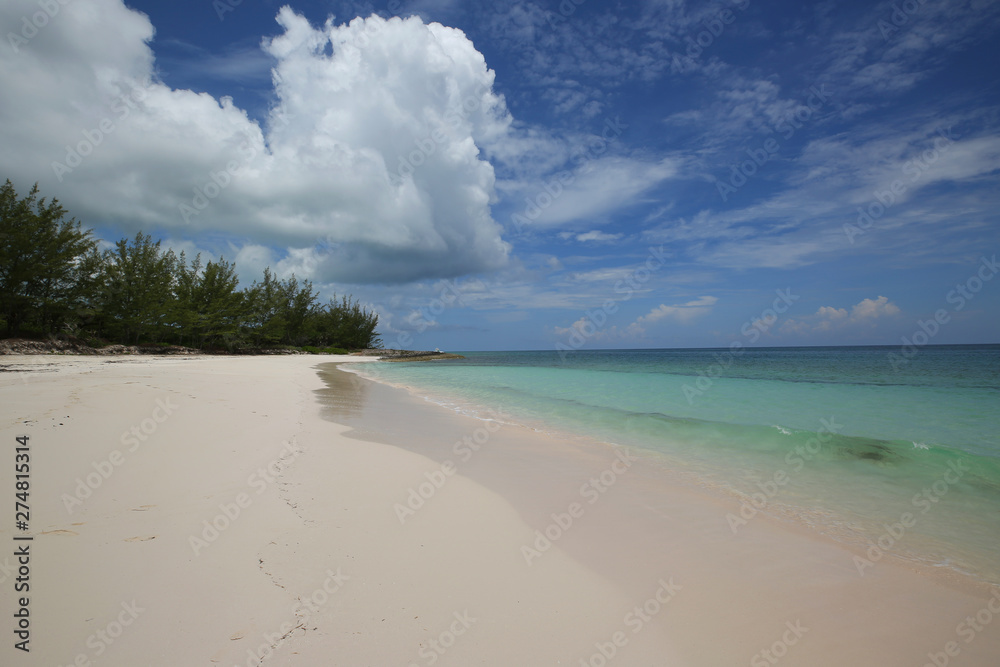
[2,354,999,666]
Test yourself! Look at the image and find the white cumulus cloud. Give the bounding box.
[782,296,901,334]
[0,0,513,283]
[626,296,718,335]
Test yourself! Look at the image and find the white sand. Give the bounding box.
[0,355,997,666]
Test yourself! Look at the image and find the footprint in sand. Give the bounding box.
[124,536,156,542]
[40,529,78,536]
[130,505,156,511]
[229,631,245,640]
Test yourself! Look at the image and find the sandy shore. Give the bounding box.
[1,355,998,666]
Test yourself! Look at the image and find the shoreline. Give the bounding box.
[1,355,998,665]
[325,362,1000,665]
[341,357,1000,591]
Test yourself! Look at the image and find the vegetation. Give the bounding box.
[0,180,381,352]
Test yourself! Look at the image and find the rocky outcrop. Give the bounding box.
[355,349,465,361]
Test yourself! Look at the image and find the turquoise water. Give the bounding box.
[350,346,1000,583]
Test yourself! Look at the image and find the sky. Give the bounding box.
[1,0,998,351]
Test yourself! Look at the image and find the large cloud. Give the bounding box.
[0,0,511,282]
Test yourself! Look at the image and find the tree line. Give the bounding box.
[0,180,382,351]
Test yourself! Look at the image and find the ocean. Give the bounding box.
[347,345,1000,585]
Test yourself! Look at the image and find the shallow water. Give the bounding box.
[348,345,1000,584]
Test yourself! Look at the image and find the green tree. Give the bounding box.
[242,270,318,347]
[0,180,96,336]
[97,232,177,344]
[0,180,383,351]
[63,245,108,339]
[189,257,245,348]
[242,268,287,347]
[169,251,201,346]
[310,294,381,349]
[282,275,317,346]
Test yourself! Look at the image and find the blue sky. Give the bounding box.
[2,0,998,350]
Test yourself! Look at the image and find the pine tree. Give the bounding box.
[97,232,177,344]
[0,180,95,336]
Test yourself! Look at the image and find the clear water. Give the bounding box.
[350,345,1000,584]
